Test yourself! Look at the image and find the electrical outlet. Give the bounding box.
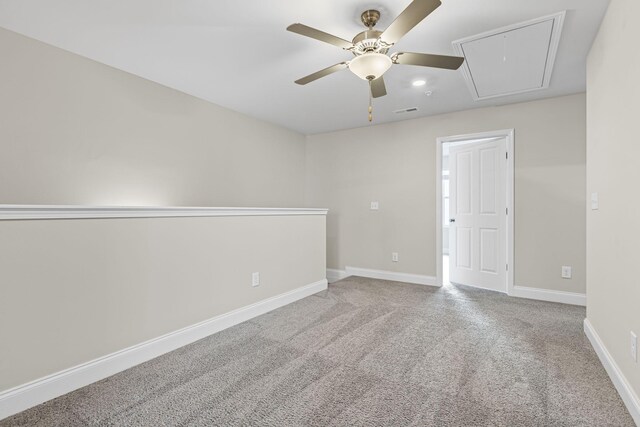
[561,266,572,279]
[392,252,399,262]
[632,331,637,362]
[252,272,260,287]
[370,201,379,210]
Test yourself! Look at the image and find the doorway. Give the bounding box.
[436,130,514,293]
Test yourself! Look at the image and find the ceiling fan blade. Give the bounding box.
[380,0,441,45]
[393,52,464,70]
[287,23,353,50]
[295,62,349,85]
[370,76,387,98]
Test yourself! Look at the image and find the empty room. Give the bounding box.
[1,0,639,425]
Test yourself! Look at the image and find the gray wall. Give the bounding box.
[586,0,640,402]
[306,94,586,294]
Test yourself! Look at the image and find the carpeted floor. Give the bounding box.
[2,277,635,426]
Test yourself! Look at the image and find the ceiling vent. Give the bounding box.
[394,107,419,114]
[452,11,566,101]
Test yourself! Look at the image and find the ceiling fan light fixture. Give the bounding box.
[288,0,464,124]
[349,53,392,81]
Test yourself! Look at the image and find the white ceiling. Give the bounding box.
[0,0,609,134]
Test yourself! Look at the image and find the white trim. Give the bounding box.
[584,319,640,425]
[0,279,328,421]
[345,266,437,287]
[436,129,515,292]
[452,11,566,101]
[0,205,328,220]
[506,132,515,297]
[508,285,586,306]
[326,269,349,283]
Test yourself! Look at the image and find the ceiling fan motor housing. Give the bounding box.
[351,30,389,56]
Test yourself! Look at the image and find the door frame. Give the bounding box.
[435,129,514,294]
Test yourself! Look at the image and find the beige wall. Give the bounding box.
[0,214,326,391]
[0,27,305,207]
[587,0,640,403]
[306,94,586,294]
[0,28,326,402]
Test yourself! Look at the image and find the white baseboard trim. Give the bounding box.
[345,266,438,287]
[584,319,640,426]
[326,269,349,283]
[508,285,586,306]
[0,279,328,421]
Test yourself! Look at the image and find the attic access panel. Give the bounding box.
[452,12,566,101]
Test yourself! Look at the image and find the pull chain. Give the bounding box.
[368,79,373,122]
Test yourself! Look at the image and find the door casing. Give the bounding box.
[435,129,514,294]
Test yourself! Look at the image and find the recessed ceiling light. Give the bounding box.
[412,80,427,87]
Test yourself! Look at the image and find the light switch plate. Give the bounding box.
[252,272,260,287]
[370,201,379,210]
[591,192,599,210]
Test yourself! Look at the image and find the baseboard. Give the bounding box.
[509,285,586,306]
[345,266,438,287]
[0,279,328,421]
[326,268,349,283]
[584,319,640,426]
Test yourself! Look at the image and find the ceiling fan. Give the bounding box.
[287,0,464,121]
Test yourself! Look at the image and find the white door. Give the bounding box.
[449,137,507,292]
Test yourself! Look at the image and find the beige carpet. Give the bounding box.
[2,277,635,426]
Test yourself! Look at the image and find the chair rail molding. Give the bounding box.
[0,205,328,220]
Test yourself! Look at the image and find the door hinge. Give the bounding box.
[506,264,509,271]
[506,152,508,160]
[506,207,508,215]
